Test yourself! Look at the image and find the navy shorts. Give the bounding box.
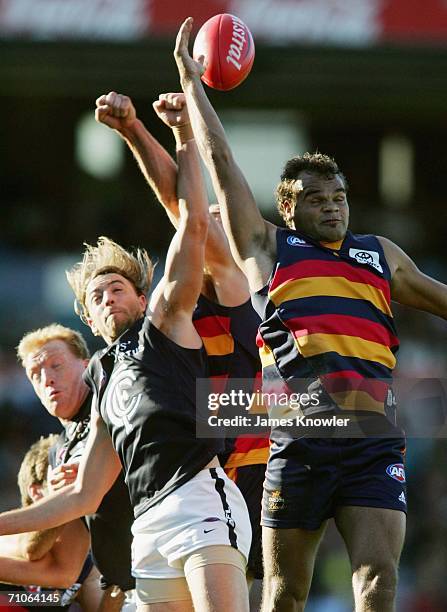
[262,437,407,530]
[226,463,265,579]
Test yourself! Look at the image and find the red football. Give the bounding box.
[193,13,255,91]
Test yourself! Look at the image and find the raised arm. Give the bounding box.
[174,17,277,291]
[379,236,447,318]
[149,131,209,346]
[154,92,250,305]
[95,91,179,224]
[97,90,249,305]
[0,410,121,536]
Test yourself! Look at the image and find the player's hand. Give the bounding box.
[153,93,190,129]
[174,17,206,82]
[95,91,137,131]
[47,462,79,492]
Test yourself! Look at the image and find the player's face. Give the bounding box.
[85,273,147,344]
[24,340,89,422]
[292,171,349,242]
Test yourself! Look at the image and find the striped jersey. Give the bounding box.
[253,228,399,417]
[193,294,269,468]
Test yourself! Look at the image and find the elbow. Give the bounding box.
[47,565,80,590]
[57,569,80,589]
[208,145,233,174]
[187,212,210,240]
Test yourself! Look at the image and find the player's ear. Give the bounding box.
[86,317,100,336]
[139,294,147,314]
[283,199,294,223]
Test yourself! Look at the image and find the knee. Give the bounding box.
[353,560,398,600]
[263,572,308,609]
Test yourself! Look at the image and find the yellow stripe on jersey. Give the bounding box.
[224,446,270,469]
[258,343,276,368]
[202,334,234,356]
[329,389,385,414]
[269,277,392,316]
[295,333,396,369]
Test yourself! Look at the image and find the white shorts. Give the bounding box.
[131,467,252,579]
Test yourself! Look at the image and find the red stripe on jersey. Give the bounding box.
[286,314,399,348]
[193,315,231,337]
[270,259,390,301]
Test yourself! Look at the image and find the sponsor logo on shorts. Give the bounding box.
[287,235,310,247]
[386,463,406,483]
[398,491,406,505]
[267,490,285,511]
[349,248,383,273]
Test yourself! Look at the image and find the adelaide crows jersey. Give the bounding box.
[253,228,399,418]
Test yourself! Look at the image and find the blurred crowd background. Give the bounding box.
[2,1,447,610]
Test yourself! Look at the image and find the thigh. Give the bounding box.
[184,545,249,612]
[135,577,193,612]
[335,505,406,568]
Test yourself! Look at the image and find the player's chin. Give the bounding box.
[319,223,346,242]
[107,316,131,341]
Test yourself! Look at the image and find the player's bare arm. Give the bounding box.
[0,409,121,535]
[174,17,276,292]
[154,92,250,305]
[0,518,89,589]
[379,236,447,318]
[95,91,178,220]
[150,131,209,347]
[18,462,80,561]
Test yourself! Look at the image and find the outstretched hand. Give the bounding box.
[174,17,206,82]
[153,93,190,128]
[95,91,137,131]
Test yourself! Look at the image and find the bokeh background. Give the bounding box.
[2,1,447,609]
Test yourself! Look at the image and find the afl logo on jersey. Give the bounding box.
[287,235,309,247]
[386,463,406,483]
[102,363,142,434]
[349,248,383,273]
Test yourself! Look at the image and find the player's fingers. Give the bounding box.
[95,94,107,107]
[95,105,110,122]
[152,100,164,116]
[175,17,193,56]
[120,96,133,118]
[105,91,117,108]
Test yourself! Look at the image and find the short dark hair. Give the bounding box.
[276,152,347,228]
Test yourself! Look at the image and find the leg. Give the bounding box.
[261,523,327,612]
[248,575,263,612]
[225,464,265,612]
[335,506,406,612]
[184,546,249,612]
[135,576,194,612]
[137,602,193,612]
